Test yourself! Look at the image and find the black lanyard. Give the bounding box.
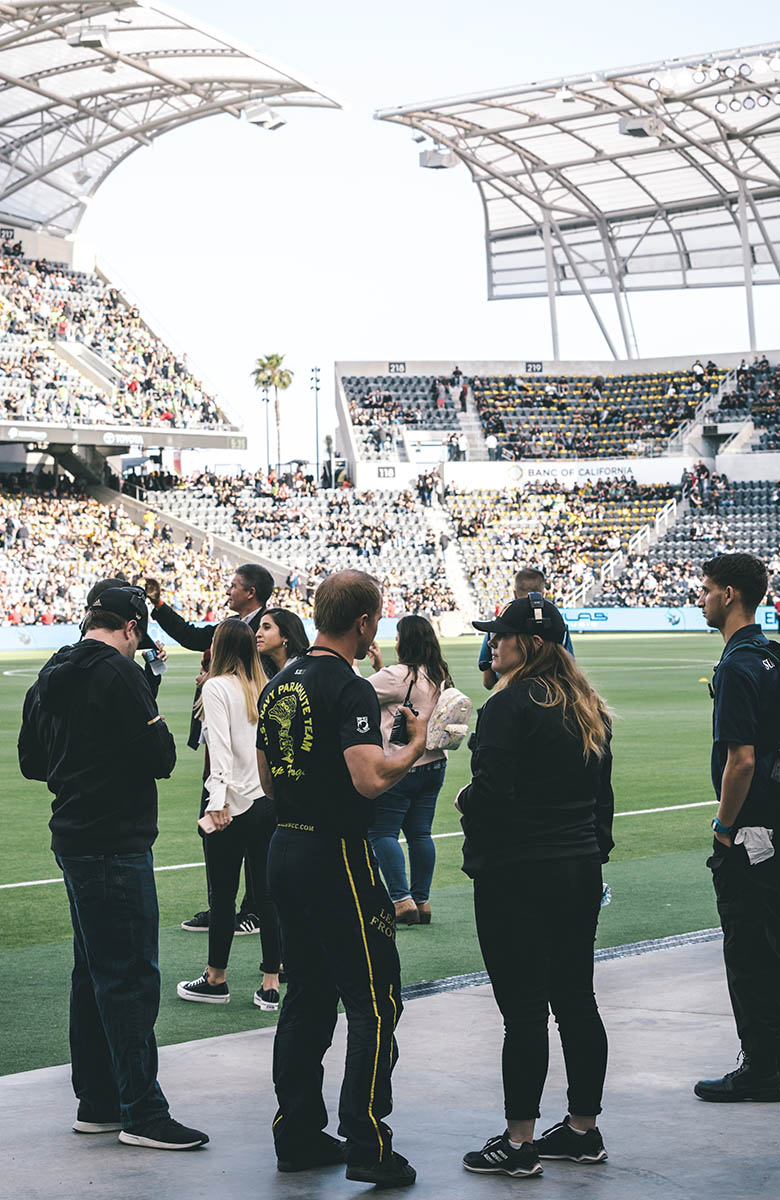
[303,645,354,669]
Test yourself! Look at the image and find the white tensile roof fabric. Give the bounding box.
[0,0,340,234]
[376,45,780,301]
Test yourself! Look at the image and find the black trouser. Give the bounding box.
[202,800,281,972]
[268,826,402,1165]
[199,782,256,918]
[474,857,607,1120]
[708,838,780,1072]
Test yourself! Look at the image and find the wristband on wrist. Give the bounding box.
[712,816,735,835]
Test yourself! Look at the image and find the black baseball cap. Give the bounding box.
[87,586,156,651]
[473,595,568,645]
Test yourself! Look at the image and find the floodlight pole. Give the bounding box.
[542,218,560,360]
[262,385,271,475]
[310,365,321,484]
[738,181,757,353]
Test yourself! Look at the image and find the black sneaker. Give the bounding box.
[535,1116,608,1163]
[346,1151,417,1188]
[253,986,279,1011]
[235,911,260,934]
[277,1132,346,1172]
[73,1103,121,1134]
[177,971,230,1004]
[180,910,209,932]
[463,1132,542,1177]
[694,1058,780,1102]
[119,1116,209,1150]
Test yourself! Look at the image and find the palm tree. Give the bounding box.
[250,353,294,475]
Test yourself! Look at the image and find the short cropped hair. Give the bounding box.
[514,567,546,595]
[314,570,382,636]
[82,609,127,634]
[702,553,768,611]
[236,563,274,607]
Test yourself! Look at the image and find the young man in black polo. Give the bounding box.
[695,552,780,1102]
[256,570,428,1187]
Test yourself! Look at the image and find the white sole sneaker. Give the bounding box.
[118,1130,206,1150]
[73,1119,122,1133]
[176,982,230,1004]
[253,994,279,1011]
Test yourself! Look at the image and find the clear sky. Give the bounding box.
[78,0,780,472]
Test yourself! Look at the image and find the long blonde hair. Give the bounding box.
[495,635,611,758]
[195,619,267,724]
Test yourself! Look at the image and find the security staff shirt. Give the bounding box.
[711,623,780,828]
[257,649,383,836]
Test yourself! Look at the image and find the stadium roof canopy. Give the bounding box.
[376,44,780,359]
[0,0,340,237]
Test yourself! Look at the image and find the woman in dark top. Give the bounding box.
[459,595,614,1180]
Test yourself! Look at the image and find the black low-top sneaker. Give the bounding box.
[177,971,230,1004]
[180,910,209,932]
[463,1133,543,1177]
[119,1116,209,1150]
[254,986,280,1011]
[535,1116,608,1163]
[73,1103,122,1134]
[346,1151,417,1189]
[694,1059,780,1102]
[277,1132,346,1172]
[235,911,260,934]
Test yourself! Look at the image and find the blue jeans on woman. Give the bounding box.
[56,850,169,1130]
[368,759,446,902]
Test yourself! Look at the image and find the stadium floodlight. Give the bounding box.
[723,64,737,79]
[774,91,780,105]
[692,65,707,84]
[708,64,721,81]
[66,26,110,50]
[242,102,286,130]
[770,53,780,72]
[729,96,741,111]
[556,85,575,102]
[73,167,90,186]
[713,98,728,113]
[742,94,756,110]
[757,92,770,106]
[419,147,458,169]
[647,76,661,90]
[412,133,426,143]
[739,62,752,77]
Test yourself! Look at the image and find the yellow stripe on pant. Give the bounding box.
[341,838,385,1162]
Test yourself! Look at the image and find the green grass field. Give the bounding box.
[1,633,724,1076]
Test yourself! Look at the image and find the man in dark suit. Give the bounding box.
[145,564,274,933]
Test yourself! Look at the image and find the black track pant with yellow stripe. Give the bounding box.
[267,826,402,1165]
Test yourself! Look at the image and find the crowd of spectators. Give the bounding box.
[1,473,230,626]
[0,255,229,429]
[709,356,780,450]
[447,475,676,609]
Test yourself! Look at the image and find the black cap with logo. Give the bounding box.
[472,592,568,645]
[87,585,156,651]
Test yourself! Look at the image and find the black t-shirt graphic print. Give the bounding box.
[257,650,383,836]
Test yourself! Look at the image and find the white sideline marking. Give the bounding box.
[0,801,719,891]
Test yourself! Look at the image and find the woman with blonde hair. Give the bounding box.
[459,596,614,1179]
[177,620,280,1007]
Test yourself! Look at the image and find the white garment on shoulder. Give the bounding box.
[201,674,262,816]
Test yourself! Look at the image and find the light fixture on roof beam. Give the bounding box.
[411,133,426,143]
[556,85,575,103]
[742,94,756,110]
[757,92,770,107]
[419,147,458,168]
[242,102,286,130]
[714,98,728,114]
[708,65,721,81]
[73,167,90,186]
[770,53,780,72]
[729,96,742,112]
[774,91,780,105]
[618,115,662,138]
[66,26,110,50]
[739,62,752,77]
[723,64,737,79]
[692,65,707,84]
[647,76,661,91]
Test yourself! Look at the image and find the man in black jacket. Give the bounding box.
[145,563,274,933]
[18,586,208,1151]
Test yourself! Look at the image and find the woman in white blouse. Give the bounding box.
[177,620,275,1007]
[367,615,452,924]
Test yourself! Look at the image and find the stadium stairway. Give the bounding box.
[422,501,476,625]
[2,935,776,1200]
[456,386,489,461]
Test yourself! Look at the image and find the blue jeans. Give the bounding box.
[56,850,169,1130]
[368,760,446,902]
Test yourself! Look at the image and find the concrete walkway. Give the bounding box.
[3,938,778,1200]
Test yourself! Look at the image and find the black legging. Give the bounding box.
[473,856,607,1120]
[202,798,281,972]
